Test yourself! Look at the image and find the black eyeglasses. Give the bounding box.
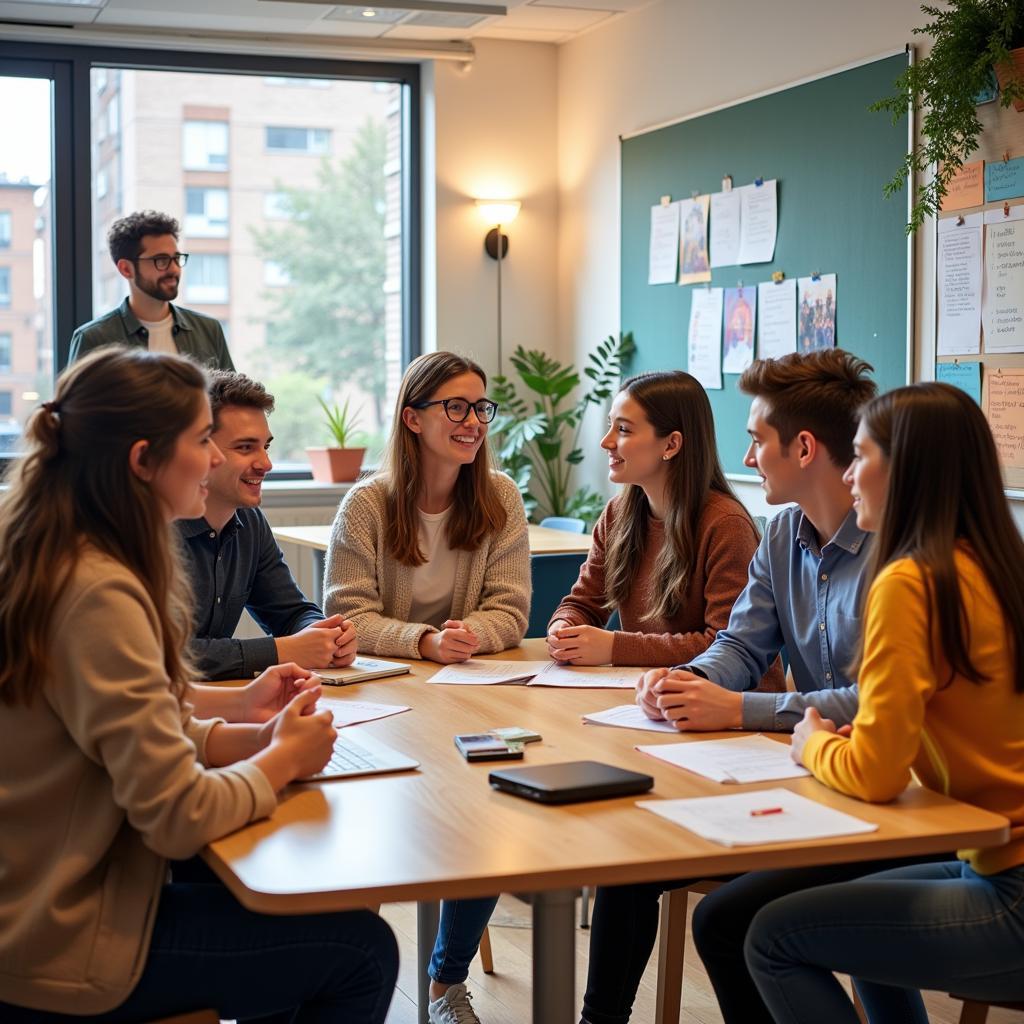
[412,397,499,424]
[134,252,189,271]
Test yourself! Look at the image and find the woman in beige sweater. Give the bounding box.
[0,348,398,1022]
[325,351,530,1024]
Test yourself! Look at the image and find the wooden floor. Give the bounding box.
[381,893,1024,1024]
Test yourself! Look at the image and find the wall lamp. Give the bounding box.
[476,198,520,373]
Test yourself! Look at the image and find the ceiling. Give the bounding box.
[0,0,657,45]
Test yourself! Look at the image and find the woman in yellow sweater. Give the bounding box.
[0,348,398,1022]
[744,382,1024,1024]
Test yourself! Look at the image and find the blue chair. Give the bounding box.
[539,515,586,534]
[527,552,587,638]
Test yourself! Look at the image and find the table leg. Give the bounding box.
[313,549,325,606]
[532,888,576,1022]
[417,899,440,1024]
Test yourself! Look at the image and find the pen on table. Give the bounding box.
[749,806,784,817]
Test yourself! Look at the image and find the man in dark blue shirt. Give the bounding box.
[179,371,356,680]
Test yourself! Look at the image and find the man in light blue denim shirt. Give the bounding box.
[581,350,886,1024]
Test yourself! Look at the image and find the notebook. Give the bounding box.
[315,656,411,686]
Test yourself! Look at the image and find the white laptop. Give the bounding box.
[315,656,412,686]
[303,728,419,782]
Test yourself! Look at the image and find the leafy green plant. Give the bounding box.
[873,0,1024,234]
[490,333,636,525]
[317,396,363,448]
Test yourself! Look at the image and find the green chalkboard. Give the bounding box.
[621,52,911,475]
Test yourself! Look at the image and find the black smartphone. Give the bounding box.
[454,733,524,763]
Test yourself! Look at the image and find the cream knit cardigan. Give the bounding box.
[324,471,531,659]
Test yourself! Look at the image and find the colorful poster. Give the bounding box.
[757,278,797,359]
[738,179,777,264]
[797,274,837,352]
[937,213,983,355]
[983,205,1024,353]
[941,160,984,211]
[648,200,680,285]
[687,287,723,390]
[936,361,982,405]
[722,286,756,373]
[709,189,741,267]
[678,195,712,285]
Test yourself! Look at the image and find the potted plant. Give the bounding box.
[873,0,1024,233]
[489,332,636,526]
[306,396,366,483]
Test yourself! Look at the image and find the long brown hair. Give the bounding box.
[380,351,507,566]
[605,371,749,619]
[857,382,1024,693]
[0,346,208,706]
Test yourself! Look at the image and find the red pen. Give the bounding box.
[750,806,784,817]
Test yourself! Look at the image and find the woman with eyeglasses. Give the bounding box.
[325,351,529,1024]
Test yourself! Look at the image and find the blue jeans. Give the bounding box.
[0,872,399,1023]
[428,897,499,984]
[745,860,1024,1024]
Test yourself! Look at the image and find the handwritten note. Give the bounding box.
[985,157,1024,204]
[941,160,984,211]
[936,361,982,405]
[983,206,1024,353]
[687,287,723,390]
[648,201,680,285]
[709,189,741,267]
[985,369,1024,470]
[757,278,797,359]
[937,213,983,355]
[738,179,777,265]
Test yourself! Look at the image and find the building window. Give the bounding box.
[0,267,10,307]
[185,253,229,304]
[183,120,229,171]
[0,212,9,248]
[185,187,229,237]
[263,260,290,286]
[0,333,10,372]
[265,126,330,155]
[0,391,11,417]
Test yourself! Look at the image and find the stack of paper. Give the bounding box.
[638,788,878,847]
[321,700,411,728]
[529,664,642,689]
[582,704,678,733]
[636,734,811,783]
[426,661,549,685]
[427,661,643,689]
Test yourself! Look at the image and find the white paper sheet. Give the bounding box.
[636,734,811,783]
[426,660,549,685]
[582,704,678,733]
[637,787,878,847]
[937,214,983,355]
[757,278,797,359]
[530,663,644,689]
[983,205,1024,353]
[321,699,411,728]
[738,179,777,264]
[648,201,681,285]
[687,287,723,390]
[710,189,741,267]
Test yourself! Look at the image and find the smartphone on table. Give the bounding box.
[454,733,524,762]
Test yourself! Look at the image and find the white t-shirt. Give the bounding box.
[407,506,459,629]
[138,313,177,355]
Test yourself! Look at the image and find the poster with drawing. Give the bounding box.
[678,195,712,285]
[722,286,756,373]
[797,274,837,352]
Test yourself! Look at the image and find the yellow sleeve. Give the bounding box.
[803,561,938,802]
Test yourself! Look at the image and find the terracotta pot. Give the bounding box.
[306,446,366,483]
[995,47,1024,112]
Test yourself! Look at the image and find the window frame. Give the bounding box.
[0,40,422,387]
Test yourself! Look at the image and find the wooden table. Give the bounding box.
[273,523,593,603]
[204,640,1009,1022]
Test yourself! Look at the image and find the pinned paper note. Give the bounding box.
[648,200,680,285]
[722,285,756,374]
[985,157,1024,204]
[797,274,837,351]
[983,206,1024,353]
[757,278,797,359]
[936,361,982,405]
[738,179,777,264]
[678,195,712,284]
[941,160,984,211]
[937,213,983,355]
[687,286,723,390]
[985,369,1024,470]
[710,189,741,267]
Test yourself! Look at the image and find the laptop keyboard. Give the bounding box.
[325,735,380,774]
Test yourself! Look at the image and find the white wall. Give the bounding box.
[556,0,931,510]
[430,39,559,378]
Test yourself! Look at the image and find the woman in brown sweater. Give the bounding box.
[0,348,398,1022]
[548,369,781,686]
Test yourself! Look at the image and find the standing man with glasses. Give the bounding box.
[69,210,233,369]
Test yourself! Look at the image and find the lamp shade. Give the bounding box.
[476,199,520,226]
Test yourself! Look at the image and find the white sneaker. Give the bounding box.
[427,982,482,1024]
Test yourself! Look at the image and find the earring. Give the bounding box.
[662,454,670,461]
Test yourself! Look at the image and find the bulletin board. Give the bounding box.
[620,51,913,477]
[934,97,1024,491]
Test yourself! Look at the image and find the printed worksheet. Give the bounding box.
[582,704,678,733]
[530,664,644,689]
[322,700,411,728]
[426,661,549,685]
[636,734,810,783]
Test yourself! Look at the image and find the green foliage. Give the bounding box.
[263,371,325,463]
[250,118,388,421]
[318,396,362,448]
[490,332,637,526]
[872,0,1024,233]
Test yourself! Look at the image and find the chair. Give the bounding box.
[539,515,586,534]
[526,551,588,638]
[950,995,1024,1023]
